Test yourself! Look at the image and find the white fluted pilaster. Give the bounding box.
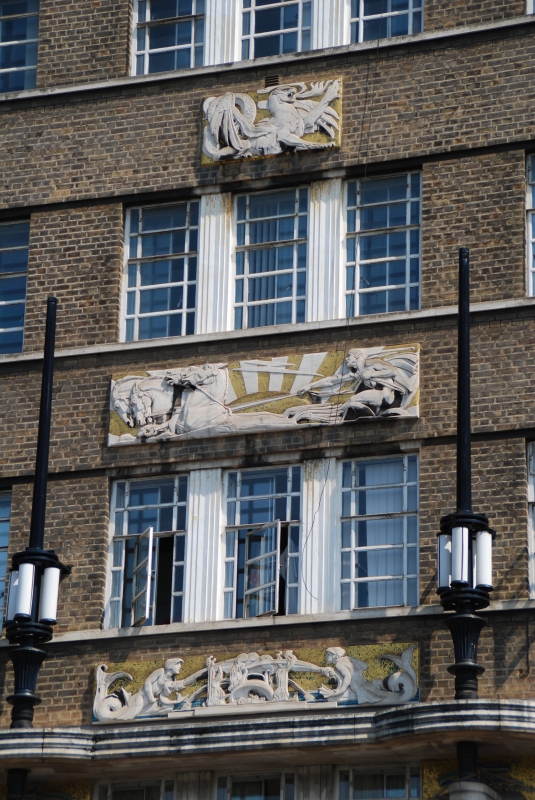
[311,0,349,49]
[196,193,234,334]
[204,0,242,66]
[300,458,339,615]
[183,469,223,623]
[306,178,344,323]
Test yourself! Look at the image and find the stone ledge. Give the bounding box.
[1,297,534,368]
[0,16,533,105]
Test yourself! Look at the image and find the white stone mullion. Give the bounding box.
[300,458,339,615]
[204,0,242,66]
[311,0,349,49]
[306,178,344,323]
[197,193,234,334]
[183,468,223,623]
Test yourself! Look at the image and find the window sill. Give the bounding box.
[1,297,534,366]
[0,15,533,104]
[2,598,533,648]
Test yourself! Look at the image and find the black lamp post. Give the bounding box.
[436,249,495,781]
[3,297,70,800]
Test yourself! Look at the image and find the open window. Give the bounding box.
[132,526,153,626]
[243,521,281,617]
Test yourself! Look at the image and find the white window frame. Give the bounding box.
[131,0,205,76]
[528,0,535,14]
[0,492,11,620]
[349,0,423,44]
[234,187,309,331]
[345,172,421,318]
[241,0,312,61]
[216,772,295,800]
[106,476,188,629]
[223,466,301,620]
[94,778,175,800]
[340,454,419,610]
[337,766,421,800]
[0,0,39,94]
[0,220,29,356]
[528,443,535,597]
[526,156,535,298]
[122,201,200,342]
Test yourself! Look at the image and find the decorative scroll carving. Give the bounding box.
[108,344,419,446]
[93,645,418,723]
[201,80,341,163]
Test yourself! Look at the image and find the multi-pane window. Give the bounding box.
[108,477,188,628]
[97,781,175,800]
[217,773,295,800]
[346,173,421,317]
[235,189,308,330]
[0,493,11,620]
[350,0,422,43]
[242,0,311,60]
[0,0,39,93]
[224,467,301,619]
[124,202,199,341]
[133,0,204,75]
[339,767,421,800]
[0,220,29,355]
[528,444,535,597]
[527,158,535,297]
[340,456,418,610]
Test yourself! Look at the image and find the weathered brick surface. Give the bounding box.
[0,609,532,729]
[36,0,131,89]
[1,25,535,209]
[424,0,525,30]
[421,151,527,308]
[24,205,124,351]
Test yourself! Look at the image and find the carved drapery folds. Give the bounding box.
[108,344,420,446]
[93,644,419,723]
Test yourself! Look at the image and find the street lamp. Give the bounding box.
[3,297,70,800]
[436,249,495,787]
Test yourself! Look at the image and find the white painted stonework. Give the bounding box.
[92,644,418,723]
[108,344,420,445]
[201,80,341,162]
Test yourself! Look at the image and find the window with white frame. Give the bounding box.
[345,173,421,317]
[235,188,308,330]
[0,0,39,93]
[339,767,420,800]
[217,773,295,800]
[224,467,301,619]
[340,456,418,610]
[124,202,199,341]
[0,493,11,620]
[528,443,535,597]
[133,0,204,75]
[527,157,535,297]
[241,0,311,60]
[350,0,422,43]
[108,477,188,628]
[0,220,29,355]
[97,780,175,800]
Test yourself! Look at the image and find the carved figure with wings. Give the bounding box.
[202,79,340,161]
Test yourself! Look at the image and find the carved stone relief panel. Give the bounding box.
[92,643,419,723]
[108,344,420,446]
[201,79,342,163]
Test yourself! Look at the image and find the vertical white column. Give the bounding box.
[204,0,242,66]
[183,469,223,623]
[306,178,344,323]
[300,458,338,615]
[311,0,350,49]
[197,193,234,334]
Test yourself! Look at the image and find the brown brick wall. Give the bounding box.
[424,0,526,30]
[23,204,124,352]
[0,609,532,728]
[2,25,535,209]
[421,151,527,309]
[36,0,131,89]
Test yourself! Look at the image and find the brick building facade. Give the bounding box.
[1,1,535,799]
